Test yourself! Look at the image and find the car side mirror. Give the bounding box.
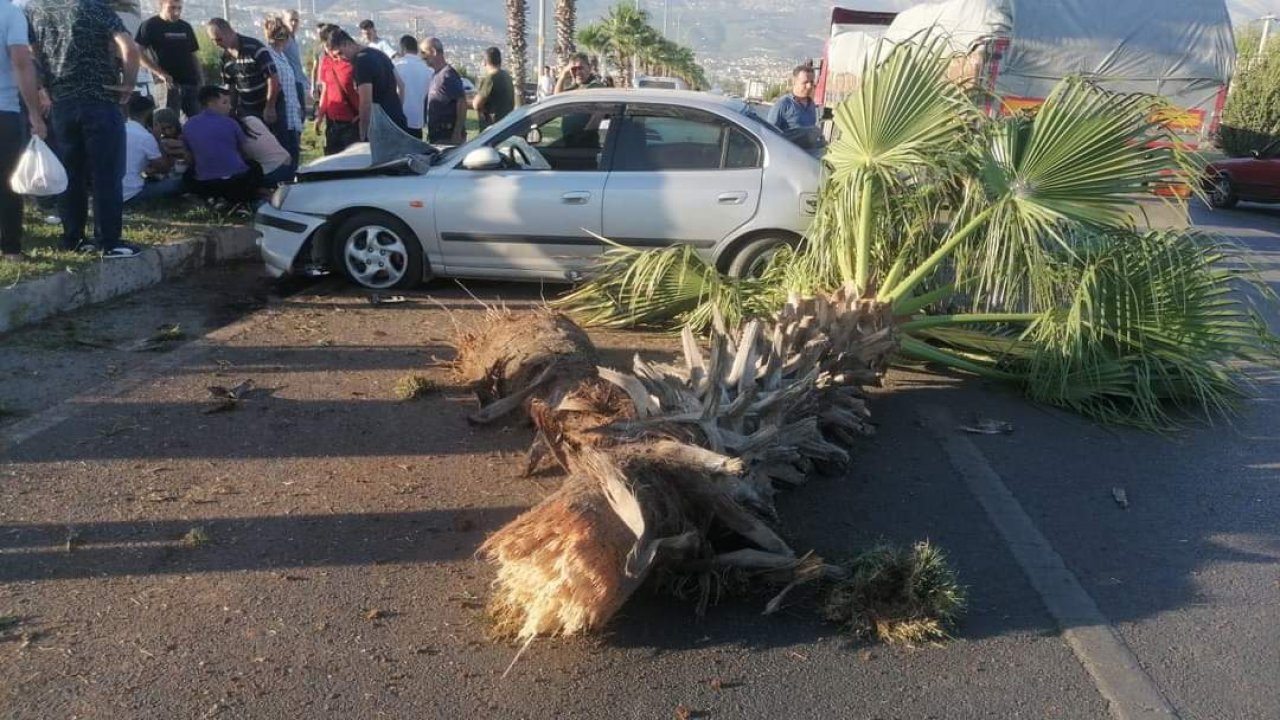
[1250,149,1261,159]
[526,126,543,145]
[461,147,503,170]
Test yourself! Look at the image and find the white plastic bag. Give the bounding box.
[9,137,68,196]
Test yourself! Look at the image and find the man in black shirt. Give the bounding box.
[205,17,280,128]
[136,0,201,118]
[325,29,407,141]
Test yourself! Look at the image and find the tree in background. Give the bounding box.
[577,4,706,89]
[507,0,529,101]
[555,0,577,65]
[1219,26,1280,156]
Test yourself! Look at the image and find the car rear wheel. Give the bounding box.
[330,211,425,290]
[726,234,798,279]
[1207,174,1239,209]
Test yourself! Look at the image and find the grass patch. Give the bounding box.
[179,526,210,548]
[0,614,19,632]
[393,374,439,401]
[0,201,240,287]
[823,540,966,645]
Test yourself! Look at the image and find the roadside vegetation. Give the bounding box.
[1219,26,1280,156]
[1,203,231,288]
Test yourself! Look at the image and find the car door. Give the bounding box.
[601,104,763,252]
[432,102,621,279]
[1228,140,1280,201]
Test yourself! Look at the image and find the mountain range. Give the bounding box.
[225,0,1280,80]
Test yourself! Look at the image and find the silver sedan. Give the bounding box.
[255,89,821,289]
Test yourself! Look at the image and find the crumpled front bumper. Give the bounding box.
[254,206,328,278]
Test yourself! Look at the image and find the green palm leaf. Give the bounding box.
[553,241,782,332]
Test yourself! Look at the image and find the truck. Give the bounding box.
[816,0,1237,170]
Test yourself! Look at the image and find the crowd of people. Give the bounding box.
[0,2,521,263]
[0,0,817,264]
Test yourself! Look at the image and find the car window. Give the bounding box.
[725,127,762,169]
[486,104,618,172]
[614,106,763,172]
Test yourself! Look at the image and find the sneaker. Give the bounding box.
[68,242,98,254]
[101,243,142,259]
[43,215,60,225]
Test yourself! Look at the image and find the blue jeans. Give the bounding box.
[51,98,125,251]
[124,176,185,206]
[273,127,301,172]
[0,112,25,254]
[260,163,294,187]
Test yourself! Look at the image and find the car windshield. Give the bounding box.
[431,105,538,166]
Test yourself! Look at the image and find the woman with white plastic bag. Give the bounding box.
[0,1,50,262]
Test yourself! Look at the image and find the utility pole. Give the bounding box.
[1262,16,1275,56]
[221,0,230,21]
[663,0,669,36]
[536,0,546,77]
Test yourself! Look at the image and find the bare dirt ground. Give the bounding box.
[0,267,1111,719]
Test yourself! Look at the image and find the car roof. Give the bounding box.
[538,88,750,114]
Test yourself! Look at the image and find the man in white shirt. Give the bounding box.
[358,19,395,57]
[123,94,182,206]
[392,35,432,138]
[536,65,554,101]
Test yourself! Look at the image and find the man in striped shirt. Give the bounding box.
[205,17,280,129]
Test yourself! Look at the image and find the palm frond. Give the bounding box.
[1014,229,1277,428]
[553,242,782,332]
[944,80,1199,310]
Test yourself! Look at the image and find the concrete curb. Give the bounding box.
[0,226,258,335]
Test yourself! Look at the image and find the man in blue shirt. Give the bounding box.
[767,64,817,133]
[0,0,47,260]
[423,37,466,145]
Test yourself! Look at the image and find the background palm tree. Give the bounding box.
[555,0,577,65]
[577,4,706,88]
[506,0,529,101]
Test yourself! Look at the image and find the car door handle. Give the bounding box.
[561,191,592,205]
[718,191,748,205]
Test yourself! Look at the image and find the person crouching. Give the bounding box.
[183,85,264,205]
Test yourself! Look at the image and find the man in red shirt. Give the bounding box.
[313,24,359,155]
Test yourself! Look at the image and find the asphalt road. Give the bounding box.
[0,201,1277,719]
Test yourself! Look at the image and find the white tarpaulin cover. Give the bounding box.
[881,0,1235,104]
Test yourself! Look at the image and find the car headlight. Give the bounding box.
[269,184,291,210]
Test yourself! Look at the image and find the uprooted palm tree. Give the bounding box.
[449,296,940,643]
[555,38,1278,430]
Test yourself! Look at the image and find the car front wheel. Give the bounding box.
[330,211,425,290]
[1207,174,1239,209]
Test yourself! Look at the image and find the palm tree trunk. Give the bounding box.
[507,0,529,104]
[554,0,576,64]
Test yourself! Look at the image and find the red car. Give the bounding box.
[1205,140,1280,208]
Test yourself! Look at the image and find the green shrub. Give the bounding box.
[1219,28,1280,156]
